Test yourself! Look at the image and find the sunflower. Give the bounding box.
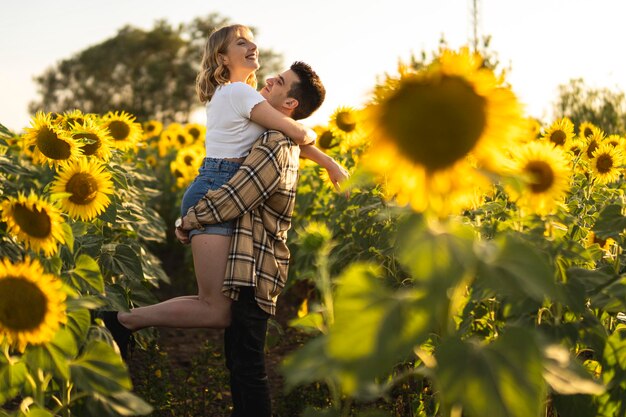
[171,130,194,149]
[541,117,575,148]
[507,141,571,215]
[362,47,524,215]
[145,154,157,168]
[329,106,361,139]
[50,158,114,221]
[143,120,163,140]
[170,160,195,189]
[316,128,338,150]
[578,122,601,140]
[71,118,114,161]
[588,143,623,184]
[176,145,204,170]
[0,192,66,256]
[100,111,143,151]
[606,134,624,148]
[53,109,87,131]
[0,257,67,352]
[584,231,616,255]
[525,118,542,141]
[583,130,606,160]
[22,112,82,168]
[184,123,206,144]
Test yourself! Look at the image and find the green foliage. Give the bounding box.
[29,14,283,124]
[554,78,626,134]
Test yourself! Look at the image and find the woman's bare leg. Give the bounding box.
[118,234,233,331]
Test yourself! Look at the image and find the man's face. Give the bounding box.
[260,69,299,111]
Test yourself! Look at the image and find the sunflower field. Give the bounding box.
[2,46,626,417]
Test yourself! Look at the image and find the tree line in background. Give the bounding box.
[29,13,283,124]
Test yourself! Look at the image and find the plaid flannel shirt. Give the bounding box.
[184,130,300,315]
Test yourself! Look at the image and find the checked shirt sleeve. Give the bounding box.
[184,137,286,229]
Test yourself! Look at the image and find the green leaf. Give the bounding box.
[60,222,74,253]
[71,254,104,293]
[289,312,325,334]
[542,344,604,395]
[327,263,432,390]
[23,408,54,417]
[100,245,143,281]
[435,328,546,417]
[590,277,626,312]
[592,204,626,239]
[23,327,77,380]
[70,340,131,394]
[281,335,339,392]
[76,391,153,416]
[475,233,558,303]
[65,309,91,346]
[0,361,27,404]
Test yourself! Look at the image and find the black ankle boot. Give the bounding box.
[99,311,133,360]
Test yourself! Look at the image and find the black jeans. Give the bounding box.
[224,287,272,417]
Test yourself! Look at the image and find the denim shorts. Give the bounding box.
[180,157,242,239]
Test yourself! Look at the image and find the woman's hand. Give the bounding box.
[175,226,191,245]
[325,161,350,192]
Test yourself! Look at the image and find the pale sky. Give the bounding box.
[2,0,626,132]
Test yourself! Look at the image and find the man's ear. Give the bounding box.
[284,98,299,110]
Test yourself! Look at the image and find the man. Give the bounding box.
[175,61,346,417]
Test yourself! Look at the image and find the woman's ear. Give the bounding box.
[218,53,228,66]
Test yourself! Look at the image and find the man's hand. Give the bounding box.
[175,226,190,245]
[325,161,350,192]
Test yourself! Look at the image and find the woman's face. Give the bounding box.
[221,28,259,76]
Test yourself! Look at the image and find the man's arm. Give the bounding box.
[180,135,287,231]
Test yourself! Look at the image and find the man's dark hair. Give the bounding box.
[288,61,326,120]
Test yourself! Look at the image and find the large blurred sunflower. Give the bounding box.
[22,112,82,168]
[588,143,623,184]
[363,47,524,214]
[50,158,114,221]
[0,192,66,256]
[0,257,67,352]
[541,117,575,148]
[101,111,143,151]
[71,118,114,161]
[507,141,571,215]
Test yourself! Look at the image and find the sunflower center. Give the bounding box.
[380,75,487,171]
[66,173,99,205]
[147,124,156,133]
[550,130,567,146]
[0,277,47,331]
[586,141,598,159]
[177,134,186,145]
[336,112,357,133]
[183,155,194,166]
[596,154,614,173]
[525,160,554,193]
[73,132,101,156]
[108,121,130,141]
[188,127,200,140]
[13,203,52,238]
[36,127,72,160]
[318,130,336,149]
[583,127,593,138]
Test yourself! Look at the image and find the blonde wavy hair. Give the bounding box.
[195,24,258,103]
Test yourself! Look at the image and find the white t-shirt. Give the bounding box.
[204,82,266,158]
